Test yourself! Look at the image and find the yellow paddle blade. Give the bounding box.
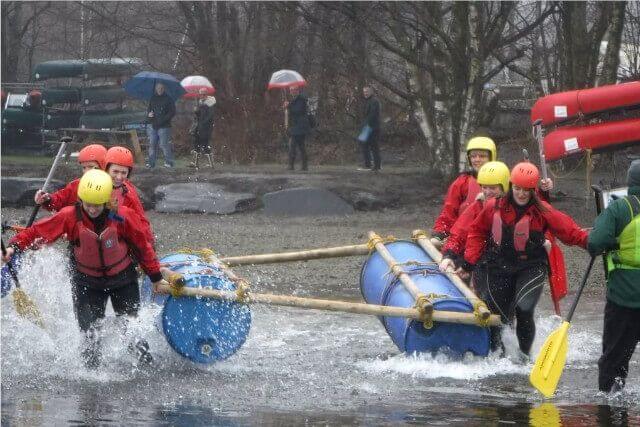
[12,288,45,328]
[530,321,570,398]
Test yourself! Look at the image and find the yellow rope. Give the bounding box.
[367,234,397,252]
[472,300,491,327]
[234,278,251,303]
[177,247,216,263]
[412,230,429,241]
[167,272,185,297]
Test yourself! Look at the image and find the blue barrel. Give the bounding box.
[143,253,252,364]
[1,253,23,298]
[360,240,490,357]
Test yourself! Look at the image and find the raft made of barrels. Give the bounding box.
[141,253,251,364]
[360,240,490,357]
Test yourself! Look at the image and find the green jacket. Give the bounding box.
[588,185,640,308]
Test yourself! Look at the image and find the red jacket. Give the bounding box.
[43,179,80,212]
[9,205,161,282]
[433,173,480,235]
[463,197,588,267]
[44,179,154,243]
[113,181,154,243]
[442,197,485,258]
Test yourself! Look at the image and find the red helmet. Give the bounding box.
[105,146,134,170]
[78,144,107,169]
[510,162,540,189]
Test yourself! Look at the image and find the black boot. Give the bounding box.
[81,329,102,369]
[129,338,153,366]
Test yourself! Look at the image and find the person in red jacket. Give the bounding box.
[34,143,107,211]
[105,146,155,244]
[439,161,510,272]
[460,162,588,357]
[431,137,554,248]
[4,170,167,368]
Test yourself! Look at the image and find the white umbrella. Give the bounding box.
[268,69,306,90]
[181,75,215,98]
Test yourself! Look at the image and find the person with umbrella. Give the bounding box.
[188,87,216,169]
[284,85,311,171]
[146,82,176,169]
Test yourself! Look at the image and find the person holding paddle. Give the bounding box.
[3,170,166,368]
[460,162,588,357]
[587,159,640,393]
[34,143,107,212]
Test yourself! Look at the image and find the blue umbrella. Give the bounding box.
[123,71,186,101]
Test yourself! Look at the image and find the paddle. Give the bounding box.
[27,136,71,227]
[1,240,45,328]
[530,255,596,397]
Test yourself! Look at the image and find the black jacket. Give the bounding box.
[148,93,175,129]
[195,96,215,136]
[287,94,311,136]
[363,96,381,130]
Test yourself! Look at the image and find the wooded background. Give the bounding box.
[2,1,639,176]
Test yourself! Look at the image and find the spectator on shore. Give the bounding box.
[284,85,311,171]
[146,83,175,169]
[358,85,381,172]
[188,88,216,169]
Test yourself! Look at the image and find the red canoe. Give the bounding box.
[543,117,640,161]
[531,81,640,126]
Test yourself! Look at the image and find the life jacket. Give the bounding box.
[73,204,132,277]
[459,176,481,214]
[607,195,640,271]
[490,200,544,261]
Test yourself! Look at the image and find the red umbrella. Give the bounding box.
[181,75,215,99]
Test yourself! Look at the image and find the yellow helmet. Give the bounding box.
[77,169,113,205]
[466,137,497,161]
[477,161,510,192]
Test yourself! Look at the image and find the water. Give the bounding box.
[2,236,639,425]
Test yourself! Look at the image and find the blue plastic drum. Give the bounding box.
[360,240,490,357]
[143,253,252,364]
[141,253,207,305]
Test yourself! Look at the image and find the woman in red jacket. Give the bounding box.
[439,161,510,272]
[105,146,155,244]
[3,170,166,368]
[34,143,107,211]
[461,162,588,357]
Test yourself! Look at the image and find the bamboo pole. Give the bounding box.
[366,231,433,317]
[411,230,491,321]
[220,244,370,266]
[154,281,501,327]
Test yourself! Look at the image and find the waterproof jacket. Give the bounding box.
[41,178,154,244]
[442,196,485,261]
[433,173,480,236]
[287,94,311,136]
[588,185,640,308]
[195,96,215,137]
[363,96,381,130]
[463,196,588,270]
[43,179,81,212]
[9,204,162,286]
[148,93,175,129]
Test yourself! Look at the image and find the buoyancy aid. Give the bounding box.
[459,176,481,214]
[607,195,640,271]
[73,204,132,277]
[490,201,545,261]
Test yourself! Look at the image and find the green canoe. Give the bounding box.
[33,58,142,81]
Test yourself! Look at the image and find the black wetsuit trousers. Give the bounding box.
[474,263,546,355]
[598,299,640,392]
[72,280,140,332]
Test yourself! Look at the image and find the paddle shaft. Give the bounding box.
[1,240,21,289]
[565,256,596,322]
[27,137,70,226]
[532,119,549,181]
